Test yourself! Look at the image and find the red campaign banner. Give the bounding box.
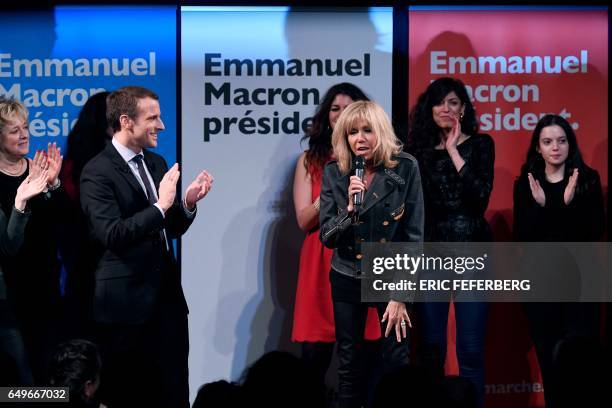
[408,8,607,408]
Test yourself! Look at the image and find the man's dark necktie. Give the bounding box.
[131,154,170,253]
[132,154,157,205]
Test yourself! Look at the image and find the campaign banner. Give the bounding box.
[408,7,608,408]
[181,6,392,398]
[408,6,607,236]
[0,6,177,162]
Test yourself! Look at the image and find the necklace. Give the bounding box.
[0,158,26,177]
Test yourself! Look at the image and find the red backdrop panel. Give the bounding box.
[408,8,608,408]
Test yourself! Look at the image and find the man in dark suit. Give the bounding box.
[80,86,213,408]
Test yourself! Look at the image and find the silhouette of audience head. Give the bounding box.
[240,351,326,408]
[49,339,101,407]
[372,364,441,408]
[372,364,476,408]
[553,334,608,408]
[0,351,20,385]
[442,375,477,408]
[193,379,241,408]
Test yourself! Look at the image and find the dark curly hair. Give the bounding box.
[407,77,478,168]
[302,83,369,173]
[519,114,596,195]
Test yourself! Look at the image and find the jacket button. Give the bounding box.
[382,221,389,226]
[348,246,353,250]
[380,238,387,243]
[356,254,363,260]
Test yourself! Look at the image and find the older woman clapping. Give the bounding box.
[1,166,48,384]
[0,96,69,383]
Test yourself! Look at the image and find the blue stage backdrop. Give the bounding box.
[0,5,177,163]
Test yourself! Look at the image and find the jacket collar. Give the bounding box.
[359,166,405,216]
[109,139,158,179]
[105,143,151,202]
[334,163,405,216]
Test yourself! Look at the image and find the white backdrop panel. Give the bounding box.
[181,6,392,401]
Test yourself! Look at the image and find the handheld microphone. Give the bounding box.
[353,156,365,207]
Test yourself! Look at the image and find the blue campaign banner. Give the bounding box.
[0,6,177,164]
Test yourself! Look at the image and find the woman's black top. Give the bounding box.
[420,134,495,242]
[513,169,604,242]
[0,206,30,327]
[0,163,69,321]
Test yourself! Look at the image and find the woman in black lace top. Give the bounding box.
[408,77,494,408]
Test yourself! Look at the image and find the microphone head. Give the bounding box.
[354,156,365,170]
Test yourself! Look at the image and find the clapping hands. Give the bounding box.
[15,169,48,211]
[527,173,546,207]
[28,142,63,188]
[184,170,214,211]
[444,113,462,152]
[564,168,579,205]
[528,168,578,207]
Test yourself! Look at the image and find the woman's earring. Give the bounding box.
[459,112,464,121]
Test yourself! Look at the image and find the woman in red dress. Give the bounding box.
[291,83,380,382]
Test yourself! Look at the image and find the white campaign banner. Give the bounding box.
[181,6,392,400]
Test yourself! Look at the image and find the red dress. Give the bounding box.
[291,163,381,342]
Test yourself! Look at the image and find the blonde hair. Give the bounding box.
[0,96,28,134]
[332,101,402,174]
